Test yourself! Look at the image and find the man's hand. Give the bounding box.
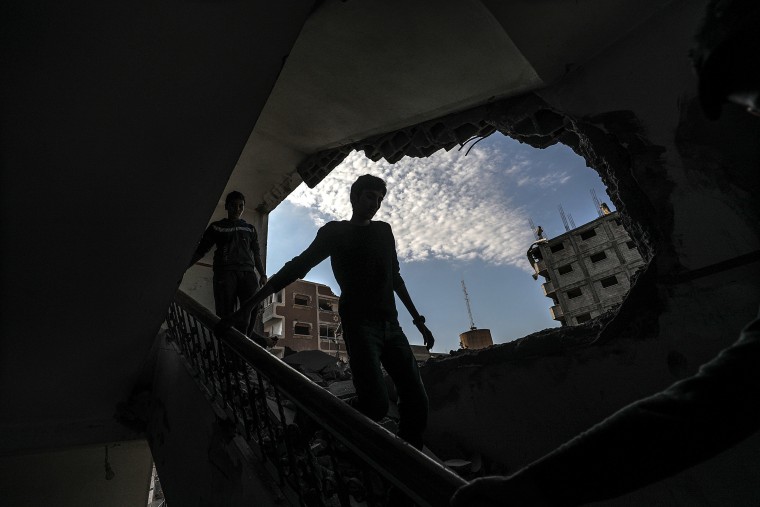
[413,316,435,350]
[259,274,268,286]
[420,324,435,350]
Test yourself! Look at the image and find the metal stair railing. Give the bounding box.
[165,289,465,507]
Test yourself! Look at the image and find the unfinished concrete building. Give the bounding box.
[262,279,347,360]
[3,1,760,506]
[528,211,646,326]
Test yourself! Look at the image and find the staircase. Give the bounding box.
[158,290,465,506]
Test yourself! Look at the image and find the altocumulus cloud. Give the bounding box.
[287,145,548,269]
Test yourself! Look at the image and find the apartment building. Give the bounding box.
[528,211,645,326]
[262,279,347,360]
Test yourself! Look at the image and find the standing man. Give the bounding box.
[189,191,268,344]
[219,174,434,449]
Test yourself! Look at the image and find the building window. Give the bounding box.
[576,312,592,324]
[318,299,336,312]
[294,323,311,336]
[579,229,597,241]
[558,264,573,275]
[614,218,623,226]
[601,275,619,288]
[319,325,337,339]
[626,240,636,249]
[567,287,582,299]
[550,242,565,253]
[589,251,607,263]
[293,294,310,307]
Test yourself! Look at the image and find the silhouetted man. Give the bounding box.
[220,174,434,449]
[189,191,267,342]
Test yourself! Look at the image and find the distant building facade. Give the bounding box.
[262,279,347,360]
[528,211,645,326]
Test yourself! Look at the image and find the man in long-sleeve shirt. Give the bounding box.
[189,191,267,341]
[221,174,435,449]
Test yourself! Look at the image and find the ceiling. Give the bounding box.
[224,0,674,211]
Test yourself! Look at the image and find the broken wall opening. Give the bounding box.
[292,92,663,341]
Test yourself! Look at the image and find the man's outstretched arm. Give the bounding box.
[216,226,332,334]
[188,226,215,268]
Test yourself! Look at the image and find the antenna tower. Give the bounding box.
[528,218,540,240]
[461,279,477,331]
[557,204,570,232]
[590,188,603,217]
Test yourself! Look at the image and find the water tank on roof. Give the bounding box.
[459,329,493,350]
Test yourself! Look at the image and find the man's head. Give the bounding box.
[350,174,387,220]
[225,191,246,220]
[692,0,760,119]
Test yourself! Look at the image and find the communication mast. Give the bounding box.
[461,279,477,331]
[590,188,603,217]
[558,204,571,232]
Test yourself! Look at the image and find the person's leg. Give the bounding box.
[343,320,390,421]
[234,271,268,347]
[212,270,237,318]
[235,271,258,333]
[380,323,428,450]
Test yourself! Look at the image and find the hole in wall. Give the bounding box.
[272,141,648,350]
[270,93,664,351]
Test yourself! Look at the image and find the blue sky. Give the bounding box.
[266,134,615,353]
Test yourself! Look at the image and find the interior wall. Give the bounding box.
[0,0,312,453]
[0,440,153,507]
[147,333,287,507]
[420,1,760,504]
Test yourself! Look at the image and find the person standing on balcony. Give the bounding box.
[188,191,268,345]
[218,174,435,449]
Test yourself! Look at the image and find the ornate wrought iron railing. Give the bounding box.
[165,290,465,507]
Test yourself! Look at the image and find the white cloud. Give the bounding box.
[286,144,543,269]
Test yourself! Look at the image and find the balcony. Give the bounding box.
[530,258,549,280]
[550,304,564,320]
[542,280,556,295]
[262,303,281,322]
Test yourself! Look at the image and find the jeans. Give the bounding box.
[343,320,429,449]
[213,270,259,333]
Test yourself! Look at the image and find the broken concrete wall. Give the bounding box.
[422,325,760,505]
[283,1,760,503]
[420,1,760,505]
